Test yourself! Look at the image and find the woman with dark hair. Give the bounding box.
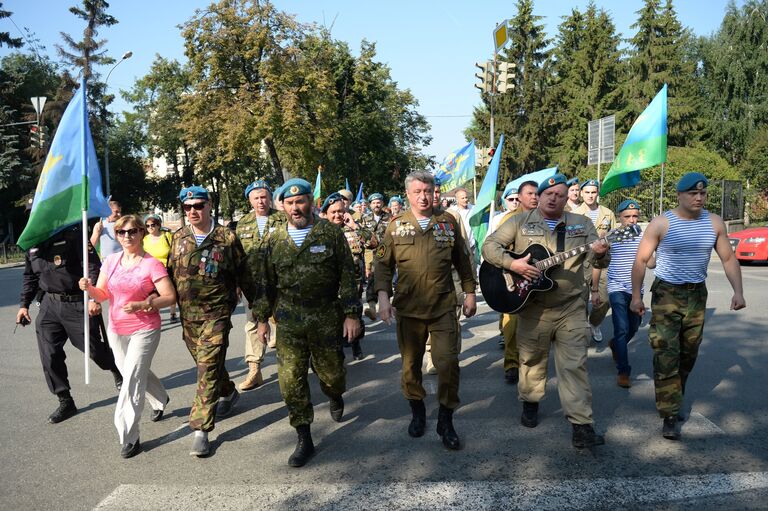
[80,214,176,458]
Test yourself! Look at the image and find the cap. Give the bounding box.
[676,172,708,192]
[617,199,640,213]
[580,179,599,190]
[179,185,210,202]
[338,189,354,202]
[144,213,162,224]
[279,178,312,200]
[537,173,568,195]
[368,192,384,203]
[321,192,344,213]
[244,179,272,199]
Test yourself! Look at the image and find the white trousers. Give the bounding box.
[107,328,168,445]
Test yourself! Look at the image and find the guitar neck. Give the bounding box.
[534,236,606,270]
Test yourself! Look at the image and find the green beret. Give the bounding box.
[676,172,708,192]
[279,178,312,200]
[537,173,568,195]
[179,185,210,202]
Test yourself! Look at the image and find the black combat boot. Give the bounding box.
[329,396,344,422]
[288,425,315,467]
[572,423,606,448]
[662,416,681,441]
[408,399,426,438]
[521,401,539,428]
[436,405,460,450]
[351,341,363,360]
[48,392,77,424]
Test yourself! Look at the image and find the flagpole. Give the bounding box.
[80,78,91,385]
[659,163,665,216]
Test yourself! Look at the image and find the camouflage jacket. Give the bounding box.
[167,224,253,321]
[252,216,361,323]
[361,211,391,269]
[236,208,286,287]
[341,223,373,292]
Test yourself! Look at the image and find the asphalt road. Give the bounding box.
[1,259,767,510]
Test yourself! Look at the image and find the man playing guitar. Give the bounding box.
[482,173,609,449]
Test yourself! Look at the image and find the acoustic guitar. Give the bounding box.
[479,224,640,314]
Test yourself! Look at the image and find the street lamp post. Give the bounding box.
[103,51,132,197]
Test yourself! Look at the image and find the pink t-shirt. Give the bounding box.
[101,252,168,335]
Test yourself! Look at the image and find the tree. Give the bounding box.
[0,2,23,49]
[548,3,625,176]
[699,0,768,166]
[623,0,699,146]
[466,0,553,183]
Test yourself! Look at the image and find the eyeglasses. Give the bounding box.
[506,197,520,202]
[146,223,158,227]
[116,228,140,237]
[183,202,207,212]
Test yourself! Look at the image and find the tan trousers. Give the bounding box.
[500,313,518,371]
[244,307,276,364]
[517,299,593,425]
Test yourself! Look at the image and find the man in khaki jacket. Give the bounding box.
[375,171,476,450]
[571,179,617,342]
[482,173,609,449]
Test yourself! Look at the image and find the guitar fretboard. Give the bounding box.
[535,243,594,270]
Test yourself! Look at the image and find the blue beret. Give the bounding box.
[144,213,162,223]
[389,195,404,205]
[617,199,641,213]
[279,178,312,200]
[179,185,210,202]
[368,192,384,202]
[321,192,344,213]
[433,176,442,187]
[502,182,518,199]
[537,173,568,195]
[677,172,708,192]
[244,180,272,199]
[580,179,599,190]
[566,177,580,186]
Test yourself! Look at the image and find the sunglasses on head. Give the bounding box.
[116,228,140,237]
[183,202,207,212]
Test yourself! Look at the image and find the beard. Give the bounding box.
[289,210,311,229]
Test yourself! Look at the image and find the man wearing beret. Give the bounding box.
[565,177,581,212]
[361,192,390,321]
[482,173,609,448]
[323,192,374,359]
[572,179,617,343]
[375,171,477,450]
[389,195,404,217]
[167,185,255,456]
[236,180,286,391]
[253,179,361,467]
[630,172,745,440]
[592,199,655,389]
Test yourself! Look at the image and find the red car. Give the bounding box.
[729,226,768,262]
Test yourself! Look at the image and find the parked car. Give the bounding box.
[729,226,768,263]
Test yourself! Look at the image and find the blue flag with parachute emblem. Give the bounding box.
[433,140,476,193]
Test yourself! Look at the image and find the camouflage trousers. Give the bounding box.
[648,279,707,417]
[275,306,346,428]
[181,317,235,432]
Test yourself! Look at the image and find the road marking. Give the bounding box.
[95,472,768,510]
[377,354,401,364]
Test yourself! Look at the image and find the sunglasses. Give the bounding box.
[183,202,207,212]
[506,197,520,202]
[116,228,141,237]
[146,223,158,227]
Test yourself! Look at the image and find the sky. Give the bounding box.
[1,0,739,162]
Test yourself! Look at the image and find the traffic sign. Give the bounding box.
[493,20,509,54]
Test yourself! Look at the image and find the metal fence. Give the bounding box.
[600,180,744,221]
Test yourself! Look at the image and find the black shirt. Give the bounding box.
[19,226,101,308]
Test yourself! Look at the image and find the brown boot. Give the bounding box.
[238,362,264,391]
[364,301,377,321]
[617,373,631,388]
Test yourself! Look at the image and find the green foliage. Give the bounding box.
[0,3,23,49]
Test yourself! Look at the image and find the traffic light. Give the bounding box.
[475,146,488,167]
[39,126,48,149]
[30,124,40,148]
[496,61,516,93]
[474,61,493,93]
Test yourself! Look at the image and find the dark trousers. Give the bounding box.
[35,294,118,395]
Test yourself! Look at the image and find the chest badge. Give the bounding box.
[53,255,62,266]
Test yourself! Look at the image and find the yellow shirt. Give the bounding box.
[143,231,173,267]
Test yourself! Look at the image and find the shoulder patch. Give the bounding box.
[375,245,386,259]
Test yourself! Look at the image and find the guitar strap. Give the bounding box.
[555,222,566,253]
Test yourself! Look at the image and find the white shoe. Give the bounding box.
[590,324,603,342]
